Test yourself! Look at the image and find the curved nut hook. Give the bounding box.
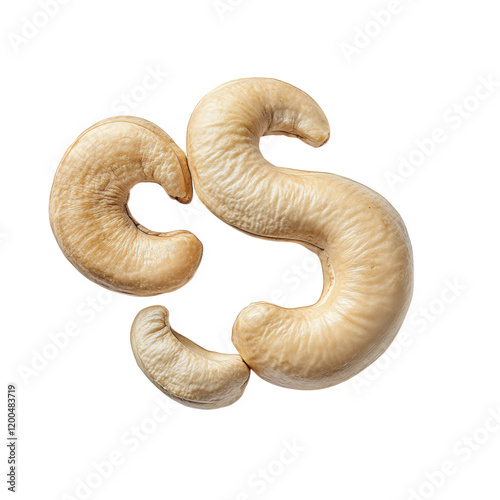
[49,116,203,296]
[131,306,250,409]
[187,78,414,390]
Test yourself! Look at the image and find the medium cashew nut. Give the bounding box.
[49,116,202,296]
[187,78,414,390]
[131,306,250,409]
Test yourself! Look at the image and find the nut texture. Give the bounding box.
[187,78,414,390]
[49,116,202,296]
[131,306,250,409]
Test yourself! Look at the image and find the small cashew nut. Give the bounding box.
[131,306,250,409]
[49,116,202,296]
[187,78,414,390]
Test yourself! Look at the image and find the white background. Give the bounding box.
[2,1,500,499]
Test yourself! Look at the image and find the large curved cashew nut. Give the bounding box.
[49,116,203,296]
[131,306,250,409]
[187,78,414,390]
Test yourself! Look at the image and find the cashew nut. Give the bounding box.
[49,116,202,296]
[187,78,414,390]
[131,306,250,409]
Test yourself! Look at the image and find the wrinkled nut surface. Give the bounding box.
[49,116,202,296]
[131,306,250,409]
[187,78,414,390]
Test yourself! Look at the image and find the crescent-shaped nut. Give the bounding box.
[130,306,250,409]
[187,78,414,390]
[49,116,203,296]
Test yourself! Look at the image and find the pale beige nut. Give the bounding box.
[131,306,250,409]
[49,116,202,296]
[187,78,414,390]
